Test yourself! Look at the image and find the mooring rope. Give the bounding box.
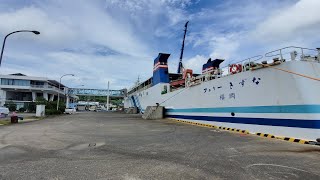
[159,87,188,105]
[257,63,320,82]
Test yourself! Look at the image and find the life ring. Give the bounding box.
[229,64,242,74]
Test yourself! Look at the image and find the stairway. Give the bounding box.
[133,95,144,114]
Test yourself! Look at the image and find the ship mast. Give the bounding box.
[177,21,189,74]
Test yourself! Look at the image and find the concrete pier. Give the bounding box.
[142,106,164,119]
[0,112,319,179]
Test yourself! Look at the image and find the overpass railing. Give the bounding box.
[68,88,125,97]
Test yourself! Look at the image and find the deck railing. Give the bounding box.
[265,46,319,61]
[221,46,319,75]
[129,46,320,91]
[186,46,320,87]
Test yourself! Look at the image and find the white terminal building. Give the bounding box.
[0,73,77,109]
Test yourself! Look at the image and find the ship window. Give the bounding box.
[161,85,168,94]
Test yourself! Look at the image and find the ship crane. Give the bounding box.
[177,21,189,74]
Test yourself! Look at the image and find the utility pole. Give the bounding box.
[107,81,110,111]
[177,21,189,74]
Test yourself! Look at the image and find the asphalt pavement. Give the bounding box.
[0,112,319,180]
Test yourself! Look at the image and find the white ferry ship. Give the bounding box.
[124,24,320,141]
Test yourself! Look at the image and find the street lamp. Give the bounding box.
[0,30,40,66]
[56,74,74,110]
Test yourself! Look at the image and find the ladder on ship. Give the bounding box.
[131,95,144,114]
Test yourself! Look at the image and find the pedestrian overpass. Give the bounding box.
[68,88,126,97]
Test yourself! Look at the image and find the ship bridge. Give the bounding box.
[68,88,126,97]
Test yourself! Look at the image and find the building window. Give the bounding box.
[1,79,30,86]
[30,81,44,85]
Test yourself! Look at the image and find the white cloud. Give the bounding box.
[184,55,207,73]
[0,6,77,47]
[208,34,240,61]
[0,1,150,56]
[186,0,320,67]
[187,28,243,65]
[1,0,319,90]
[105,0,192,37]
[2,49,153,89]
[0,0,155,89]
[253,0,320,44]
[184,32,241,74]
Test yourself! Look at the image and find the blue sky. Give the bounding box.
[0,0,319,89]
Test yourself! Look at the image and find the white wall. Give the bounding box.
[0,90,6,106]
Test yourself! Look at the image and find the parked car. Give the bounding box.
[89,105,97,111]
[0,107,9,118]
[65,108,76,114]
[96,106,102,112]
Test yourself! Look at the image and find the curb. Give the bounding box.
[276,136,311,145]
[171,118,249,134]
[176,119,217,128]
[168,118,320,146]
[219,126,249,134]
[255,133,319,146]
[256,133,275,139]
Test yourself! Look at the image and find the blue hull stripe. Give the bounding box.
[167,115,320,129]
[166,105,320,114]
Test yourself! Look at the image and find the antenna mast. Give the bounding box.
[177,21,189,74]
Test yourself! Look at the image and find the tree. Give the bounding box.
[25,102,36,113]
[4,101,16,111]
[35,97,47,105]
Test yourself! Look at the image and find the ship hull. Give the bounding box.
[125,60,320,141]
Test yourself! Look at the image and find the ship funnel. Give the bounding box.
[153,53,170,86]
[202,59,224,74]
